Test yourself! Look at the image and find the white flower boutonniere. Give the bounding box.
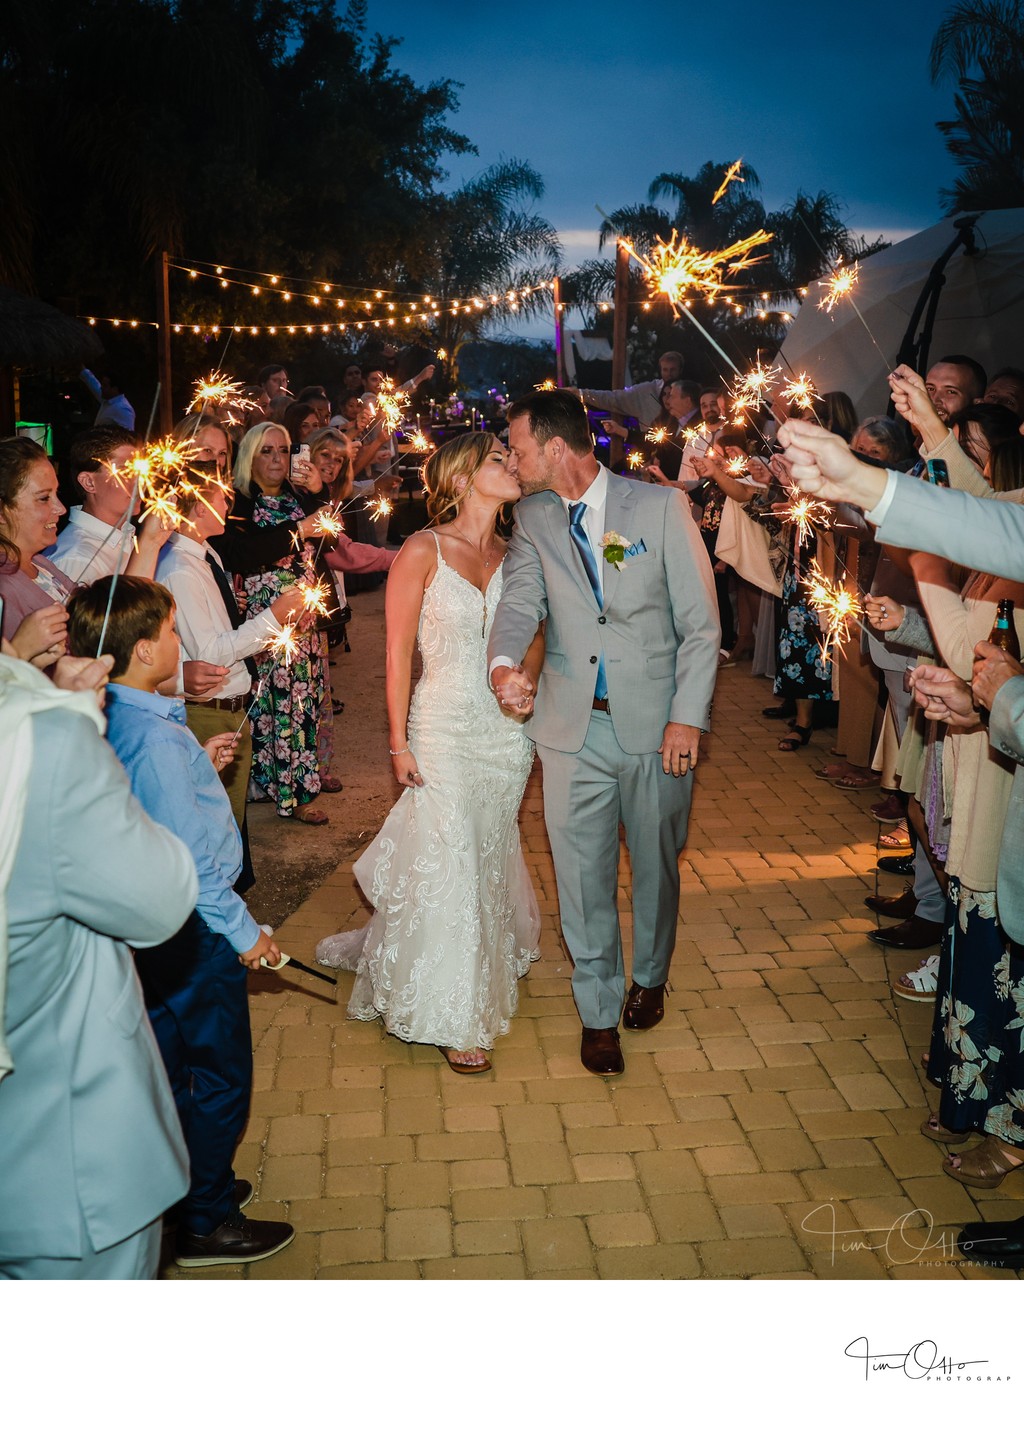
[600,530,632,571]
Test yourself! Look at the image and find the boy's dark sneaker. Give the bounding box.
[174,1213,294,1267]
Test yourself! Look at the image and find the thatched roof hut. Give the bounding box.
[0,287,102,369]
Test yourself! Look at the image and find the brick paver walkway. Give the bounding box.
[166,661,1024,1280]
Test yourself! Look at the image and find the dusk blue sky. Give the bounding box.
[361,0,960,334]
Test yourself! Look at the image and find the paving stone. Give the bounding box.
[572,1152,636,1183]
[422,1255,528,1279]
[832,1071,906,1111]
[448,1158,511,1192]
[416,1132,506,1162]
[267,1114,326,1155]
[454,1221,521,1256]
[729,1092,800,1130]
[566,1125,658,1155]
[719,1203,792,1240]
[520,1217,594,1274]
[648,1192,724,1243]
[699,1237,808,1277]
[586,1213,658,1248]
[595,1243,701,1279]
[508,1141,574,1186]
[443,1105,503,1133]
[385,1162,450,1210]
[546,1180,645,1217]
[287,1195,384,1232]
[695,1144,762,1176]
[451,1187,547,1222]
[319,1226,384,1266]
[385,1208,453,1261]
[749,1129,823,1172]
[502,1103,564,1143]
[260,1154,322,1200]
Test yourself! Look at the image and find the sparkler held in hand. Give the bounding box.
[802,559,867,667]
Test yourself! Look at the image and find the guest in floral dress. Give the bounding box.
[230,423,329,826]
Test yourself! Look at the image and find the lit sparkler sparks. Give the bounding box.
[297,579,333,620]
[408,430,432,453]
[314,509,344,539]
[366,495,394,523]
[627,450,645,470]
[732,360,781,410]
[681,425,706,445]
[711,159,745,207]
[803,560,864,666]
[779,490,833,547]
[375,383,408,434]
[646,426,669,445]
[725,456,748,477]
[186,370,258,422]
[817,263,860,314]
[436,348,448,362]
[779,373,820,411]
[535,379,557,391]
[269,623,300,667]
[621,227,774,314]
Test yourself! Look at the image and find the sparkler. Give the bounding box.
[646,426,669,445]
[234,676,267,736]
[535,379,557,391]
[313,509,344,539]
[803,560,866,667]
[779,373,820,411]
[269,623,300,667]
[732,359,781,409]
[187,370,257,420]
[725,456,748,477]
[778,490,833,547]
[627,450,645,470]
[366,494,394,523]
[297,578,333,621]
[621,227,774,314]
[407,430,432,453]
[817,263,859,314]
[711,159,745,207]
[374,385,408,435]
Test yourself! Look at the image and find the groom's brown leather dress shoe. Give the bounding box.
[580,1027,624,1075]
[622,982,665,1030]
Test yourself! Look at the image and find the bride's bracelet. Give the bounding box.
[389,746,410,756]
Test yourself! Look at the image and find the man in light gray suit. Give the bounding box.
[0,656,198,1279]
[489,390,719,1074]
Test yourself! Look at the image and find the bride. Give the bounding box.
[316,432,543,1073]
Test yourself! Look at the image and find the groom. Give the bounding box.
[489,390,720,1074]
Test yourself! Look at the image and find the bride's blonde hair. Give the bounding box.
[423,432,499,526]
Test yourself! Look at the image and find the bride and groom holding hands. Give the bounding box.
[318,389,720,1077]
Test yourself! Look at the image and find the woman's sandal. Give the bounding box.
[438,1046,491,1075]
[290,807,330,826]
[815,762,856,781]
[320,775,344,793]
[763,703,796,720]
[832,771,880,790]
[920,1112,971,1146]
[778,725,812,752]
[943,1135,1024,1188]
[878,821,911,851]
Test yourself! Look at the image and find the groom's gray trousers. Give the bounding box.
[537,709,692,1029]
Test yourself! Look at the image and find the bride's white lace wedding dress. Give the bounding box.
[316,535,540,1050]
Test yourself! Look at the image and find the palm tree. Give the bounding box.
[408,159,562,372]
[929,2,1024,211]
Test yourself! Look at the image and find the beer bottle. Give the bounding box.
[988,599,1021,660]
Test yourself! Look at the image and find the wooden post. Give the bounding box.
[609,240,631,469]
[156,250,173,434]
[553,275,566,387]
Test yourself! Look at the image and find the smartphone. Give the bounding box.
[926,458,950,488]
[290,443,310,479]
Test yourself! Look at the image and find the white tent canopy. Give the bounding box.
[779,209,1024,419]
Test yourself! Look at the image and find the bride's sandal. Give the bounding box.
[943,1135,1024,1188]
[920,1112,971,1146]
[439,1046,492,1075]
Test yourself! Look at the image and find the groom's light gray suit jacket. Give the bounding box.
[490,468,720,754]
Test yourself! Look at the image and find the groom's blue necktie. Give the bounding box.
[568,501,607,702]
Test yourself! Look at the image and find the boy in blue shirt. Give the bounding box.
[68,575,295,1268]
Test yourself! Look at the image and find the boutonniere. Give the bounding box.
[600,530,632,571]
